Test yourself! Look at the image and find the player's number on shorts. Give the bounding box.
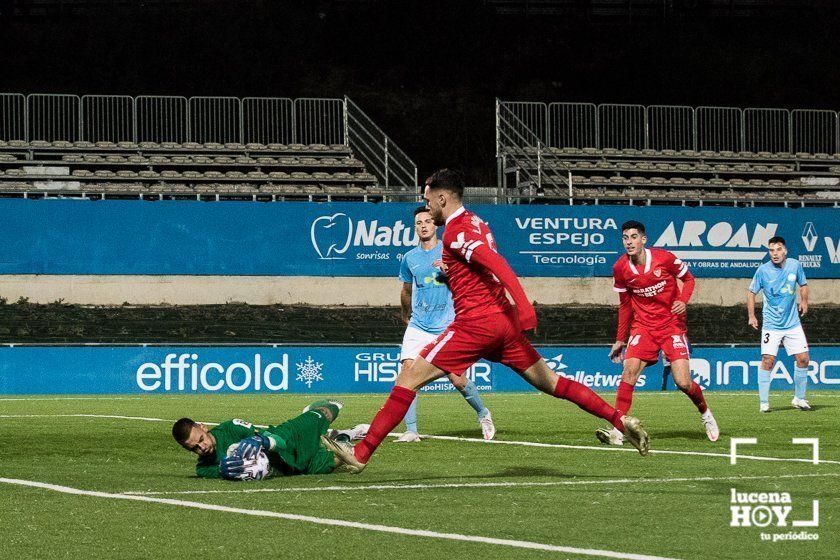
[628,334,641,346]
[763,332,770,344]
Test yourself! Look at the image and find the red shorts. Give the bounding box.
[625,326,690,364]
[419,310,542,376]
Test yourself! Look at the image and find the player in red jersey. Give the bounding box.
[596,220,720,447]
[323,169,650,474]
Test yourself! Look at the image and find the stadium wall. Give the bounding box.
[2,199,838,305]
[1,345,838,394]
[0,275,838,306]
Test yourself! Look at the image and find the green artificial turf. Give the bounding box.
[0,392,837,559]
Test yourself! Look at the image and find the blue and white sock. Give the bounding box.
[758,368,771,404]
[458,378,489,419]
[794,366,809,400]
[405,395,419,433]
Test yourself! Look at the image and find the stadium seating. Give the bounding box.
[498,101,840,206]
[505,146,840,206]
[0,140,380,201]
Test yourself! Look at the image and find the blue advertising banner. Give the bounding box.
[0,199,838,277]
[0,345,837,395]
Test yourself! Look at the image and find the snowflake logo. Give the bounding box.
[295,356,324,388]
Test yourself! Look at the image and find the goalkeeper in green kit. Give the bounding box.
[172,400,368,480]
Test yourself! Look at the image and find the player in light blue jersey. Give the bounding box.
[747,236,811,412]
[395,206,495,442]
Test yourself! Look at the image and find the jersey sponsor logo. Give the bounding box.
[232,419,253,428]
[654,221,777,261]
[136,353,289,392]
[631,279,667,297]
[310,213,418,260]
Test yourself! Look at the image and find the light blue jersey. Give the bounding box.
[399,242,455,334]
[749,258,807,331]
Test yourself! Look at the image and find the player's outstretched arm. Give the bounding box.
[672,270,695,315]
[400,282,412,325]
[799,284,809,316]
[469,244,536,330]
[747,291,759,329]
[610,291,631,362]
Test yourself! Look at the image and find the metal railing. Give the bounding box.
[498,100,840,154]
[345,96,417,188]
[497,100,571,201]
[0,93,417,187]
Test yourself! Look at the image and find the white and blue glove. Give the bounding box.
[236,434,271,460]
[219,455,245,480]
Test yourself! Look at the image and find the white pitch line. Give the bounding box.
[2,413,838,465]
[0,477,679,560]
[421,434,840,465]
[121,472,840,496]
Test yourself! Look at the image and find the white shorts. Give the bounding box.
[400,326,440,362]
[761,325,809,357]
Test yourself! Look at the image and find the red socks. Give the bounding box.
[615,381,635,416]
[354,385,416,464]
[683,381,708,414]
[554,376,624,432]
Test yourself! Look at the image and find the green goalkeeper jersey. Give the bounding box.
[195,411,335,479]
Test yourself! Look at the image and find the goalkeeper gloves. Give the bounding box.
[219,455,245,480]
[236,434,272,460]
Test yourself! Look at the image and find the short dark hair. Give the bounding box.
[172,417,196,443]
[621,220,646,234]
[425,168,464,199]
[414,205,431,217]
[768,236,786,246]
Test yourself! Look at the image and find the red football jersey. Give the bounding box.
[442,207,511,320]
[613,247,690,332]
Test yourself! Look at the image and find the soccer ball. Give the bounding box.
[225,444,270,481]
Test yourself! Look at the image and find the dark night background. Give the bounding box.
[0,0,838,185]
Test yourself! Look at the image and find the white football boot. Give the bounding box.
[479,412,496,440]
[759,402,771,413]
[595,426,624,446]
[700,409,720,442]
[394,431,422,443]
[350,423,370,440]
[791,397,813,411]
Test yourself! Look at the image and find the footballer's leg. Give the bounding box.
[791,351,812,410]
[670,359,719,441]
[503,330,648,456]
[331,356,448,472]
[789,328,812,410]
[303,399,343,423]
[394,358,422,442]
[758,354,775,412]
[518,358,649,456]
[596,357,645,446]
[449,372,495,440]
